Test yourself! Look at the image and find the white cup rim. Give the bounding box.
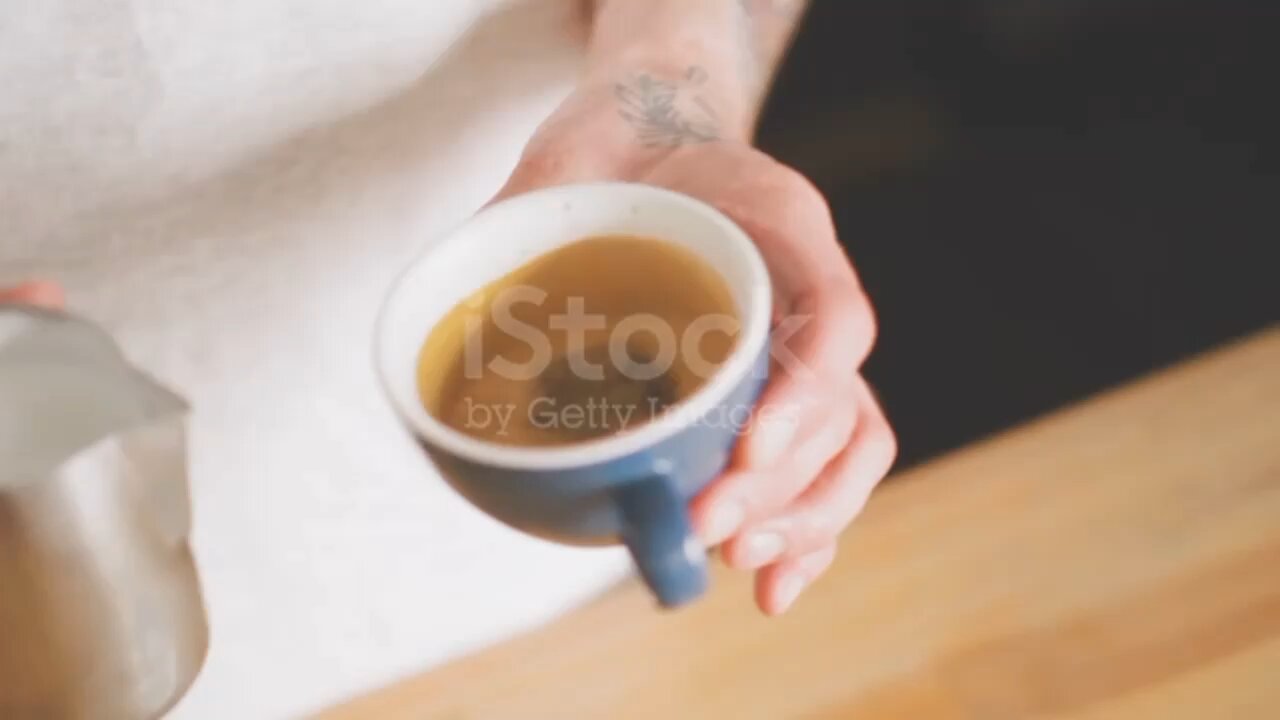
[374,182,772,471]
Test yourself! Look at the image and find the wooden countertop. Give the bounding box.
[323,328,1280,720]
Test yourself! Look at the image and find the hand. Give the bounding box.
[0,280,64,308]
[494,84,897,615]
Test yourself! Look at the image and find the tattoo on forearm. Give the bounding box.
[614,66,721,147]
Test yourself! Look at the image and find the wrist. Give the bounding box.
[507,69,741,195]
[577,59,758,152]
[582,0,756,140]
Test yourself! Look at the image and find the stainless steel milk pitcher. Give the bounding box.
[0,305,208,720]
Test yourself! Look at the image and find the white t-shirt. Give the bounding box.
[0,1,631,718]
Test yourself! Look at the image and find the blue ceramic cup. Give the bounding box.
[375,182,772,607]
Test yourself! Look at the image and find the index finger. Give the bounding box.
[737,280,876,469]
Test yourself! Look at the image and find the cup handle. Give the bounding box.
[615,474,708,608]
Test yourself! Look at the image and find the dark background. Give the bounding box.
[757,0,1278,468]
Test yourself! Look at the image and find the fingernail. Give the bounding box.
[742,531,786,568]
[775,573,806,614]
[702,501,744,545]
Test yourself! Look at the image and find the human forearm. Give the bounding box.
[583,0,809,142]
[500,0,809,186]
[735,0,811,102]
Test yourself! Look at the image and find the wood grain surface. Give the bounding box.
[323,328,1280,720]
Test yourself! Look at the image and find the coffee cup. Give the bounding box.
[375,182,771,607]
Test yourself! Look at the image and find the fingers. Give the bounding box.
[755,543,837,616]
[654,155,889,615]
[693,392,857,547]
[738,282,875,468]
[722,377,896,570]
[0,281,64,309]
[706,160,876,475]
[691,281,874,546]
